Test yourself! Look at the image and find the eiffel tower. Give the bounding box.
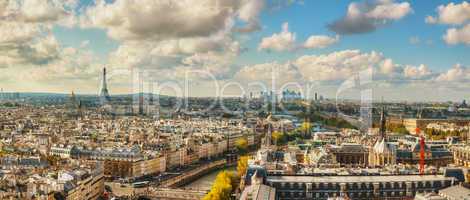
[99,67,111,105]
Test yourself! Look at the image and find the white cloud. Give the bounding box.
[365,0,412,20]
[20,0,68,22]
[329,0,412,34]
[0,21,41,44]
[259,23,339,51]
[303,35,339,49]
[82,0,264,41]
[436,64,470,82]
[380,58,398,74]
[426,2,470,46]
[0,43,103,92]
[0,0,79,68]
[258,22,296,51]
[426,1,470,25]
[82,0,263,82]
[443,24,470,45]
[0,31,60,67]
[234,49,440,85]
[236,0,265,33]
[403,64,432,79]
[234,61,302,85]
[0,0,77,25]
[182,42,240,78]
[151,34,236,56]
[294,50,384,81]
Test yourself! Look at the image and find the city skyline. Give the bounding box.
[0,0,470,101]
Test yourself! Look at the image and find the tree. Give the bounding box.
[299,122,312,134]
[235,138,248,155]
[203,171,236,200]
[272,131,286,146]
[237,156,249,177]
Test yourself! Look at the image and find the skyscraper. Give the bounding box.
[99,67,111,105]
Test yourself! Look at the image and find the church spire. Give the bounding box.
[379,104,386,141]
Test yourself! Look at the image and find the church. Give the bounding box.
[369,106,397,167]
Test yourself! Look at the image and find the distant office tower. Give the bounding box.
[99,67,111,105]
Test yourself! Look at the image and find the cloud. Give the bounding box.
[258,22,296,51]
[0,21,41,44]
[294,50,384,81]
[443,24,470,45]
[235,49,440,86]
[235,0,265,33]
[380,58,398,74]
[1,0,77,26]
[0,28,60,67]
[303,35,339,49]
[82,0,262,82]
[426,1,470,25]
[0,43,103,92]
[0,0,101,92]
[409,36,420,44]
[234,61,302,85]
[259,22,339,51]
[426,2,470,46]
[436,64,470,82]
[150,33,237,56]
[20,0,68,22]
[403,64,432,79]
[328,0,412,35]
[0,0,80,68]
[82,0,264,41]
[181,42,241,78]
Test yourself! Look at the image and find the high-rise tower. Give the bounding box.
[100,67,111,104]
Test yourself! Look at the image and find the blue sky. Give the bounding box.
[1,0,470,101]
[49,0,469,71]
[239,0,469,69]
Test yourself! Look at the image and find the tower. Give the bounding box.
[70,91,77,107]
[264,114,273,148]
[100,67,111,105]
[379,106,386,140]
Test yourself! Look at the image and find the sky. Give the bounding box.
[0,0,470,101]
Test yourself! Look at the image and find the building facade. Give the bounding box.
[266,175,457,200]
